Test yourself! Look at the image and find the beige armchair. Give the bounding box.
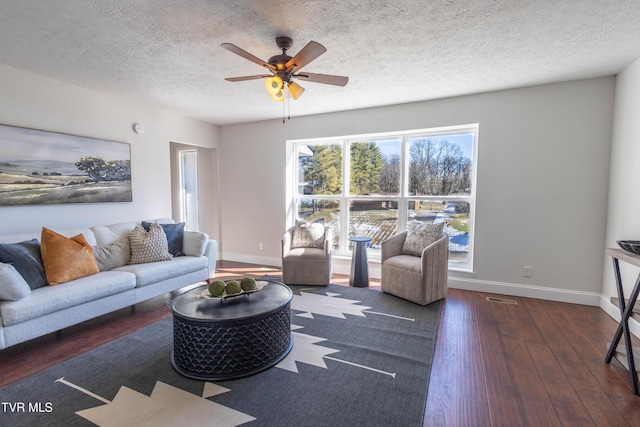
[381,231,449,305]
[282,224,332,286]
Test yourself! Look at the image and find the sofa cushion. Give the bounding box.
[91,218,174,246]
[402,221,444,256]
[93,237,130,271]
[91,223,135,245]
[129,224,172,264]
[113,256,207,288]
[0,263,31,300]
[142,221,185,257]
[0,271,136,326]
[292,219,325,249]
[40,227,100,286]
[0,239,47,290]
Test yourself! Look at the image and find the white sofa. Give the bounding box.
[0,218,217,349]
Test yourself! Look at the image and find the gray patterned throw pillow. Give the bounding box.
[93,237,130,271]
[129,224,172,264]
[291,219,325,249]
[401,221,445,256]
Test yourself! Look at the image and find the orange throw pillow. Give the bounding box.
[40,227,99,286]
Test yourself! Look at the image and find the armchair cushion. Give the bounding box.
[285,247,328,259]
[402,221,444,256]
[383,254,423,273]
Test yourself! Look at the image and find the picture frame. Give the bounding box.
[0,124,132,206]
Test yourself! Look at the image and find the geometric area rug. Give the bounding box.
[0,284,441,426]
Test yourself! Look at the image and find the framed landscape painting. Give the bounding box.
[0,124,132,206]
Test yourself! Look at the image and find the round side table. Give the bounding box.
[349,236,371,287]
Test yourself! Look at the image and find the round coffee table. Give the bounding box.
[171,280,293,380]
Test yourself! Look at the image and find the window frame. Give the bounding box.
[287,124,478,272]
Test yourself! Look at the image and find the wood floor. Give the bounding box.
[2,260,640,426]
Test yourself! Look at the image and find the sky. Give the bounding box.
[0,124,130,163]
[376,132,474,160]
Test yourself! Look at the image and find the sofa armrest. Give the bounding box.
[381,231,407,262]
[203,239,218,276]
[421,233,449,273]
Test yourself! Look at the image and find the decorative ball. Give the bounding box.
[240,276,257,291]
[225,280,242,295]
[208,280,226,297]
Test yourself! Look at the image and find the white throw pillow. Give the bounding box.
[0,262,32,300]
[183,231,209,257]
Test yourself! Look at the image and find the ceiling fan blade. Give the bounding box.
[285,41,327,71]
[225,74,272,82]
[221,43,275,70]
[295,72,349,87]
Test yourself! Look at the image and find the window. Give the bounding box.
[178,149,199,231]
[289,124,478,271]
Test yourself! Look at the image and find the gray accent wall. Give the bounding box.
[220,77,615,305]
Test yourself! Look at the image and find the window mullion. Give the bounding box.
[398,135,409,230]
[341,139,350,250]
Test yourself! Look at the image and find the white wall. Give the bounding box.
[602,57,640,326]
[0,64,220,238]
[220,77,615,305]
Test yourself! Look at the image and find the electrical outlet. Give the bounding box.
[259,243,264,250]
[524,266,533,277]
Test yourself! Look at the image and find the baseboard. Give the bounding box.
[221,253,282,268]
[446,276,601,306]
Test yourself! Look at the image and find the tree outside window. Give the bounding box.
[291,125,477,271]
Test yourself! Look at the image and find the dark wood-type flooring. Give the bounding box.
[1,260,640,426]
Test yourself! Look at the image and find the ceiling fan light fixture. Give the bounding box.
[269,88,285,102]
[288,81,305,100]
[265,76,283,95]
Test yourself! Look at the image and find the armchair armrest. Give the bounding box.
[323,227,333,256]
[421,233,449,273]
[381,231,408,262]
[282,226,294,256]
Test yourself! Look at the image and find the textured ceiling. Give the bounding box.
[0,0,639,125]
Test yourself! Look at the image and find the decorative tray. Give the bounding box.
[196,280,269,300]
[617,240,640,256]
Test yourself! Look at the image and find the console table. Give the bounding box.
[605,248,640,394]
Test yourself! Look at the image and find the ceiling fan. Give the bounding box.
[221,36,349,103]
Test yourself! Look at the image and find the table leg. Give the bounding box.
[605,257,640,395]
